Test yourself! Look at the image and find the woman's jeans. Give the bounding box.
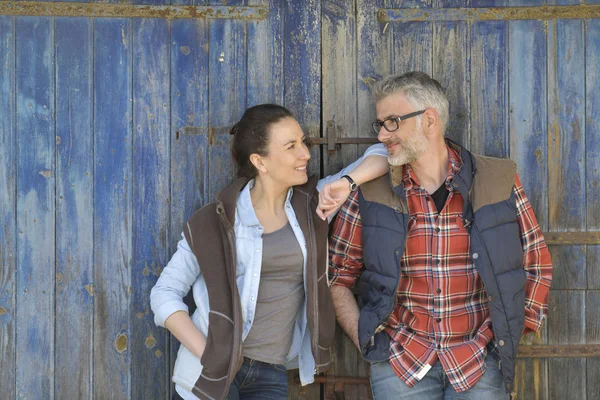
[369,351,509,400]
[172,357,288,400]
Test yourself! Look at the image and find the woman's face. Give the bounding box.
[256,117,311,187]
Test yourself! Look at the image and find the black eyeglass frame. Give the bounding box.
[371,109,426,135]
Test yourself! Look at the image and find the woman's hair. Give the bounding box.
[230,104,293,178]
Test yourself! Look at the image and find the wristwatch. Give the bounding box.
[341,175,357,192]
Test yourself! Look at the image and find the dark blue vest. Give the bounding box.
[356,145,524,393]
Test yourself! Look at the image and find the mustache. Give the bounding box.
[382,139,402,149]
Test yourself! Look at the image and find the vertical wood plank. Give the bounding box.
[470,19,508,157]
[356,0,392,156]
[391,20,432,76]
[586,19,600,290]
[207,0,246,202]
[284,0,321,179]
[505,0,549,396]
[284,3,321,397]
[0,15,16,400]
[247,0,283,106]
[546,11,586,399]
[132,16,170,400]
[587,291,600,398]
[547,290,586,399]
[55,16,93,400]
[432,15,469,145]
[170,0,210,396]
[322,0,358,176]
[93,18,133,400]
[15,16,56,400]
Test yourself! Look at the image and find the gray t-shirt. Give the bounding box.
[243,221,305,365]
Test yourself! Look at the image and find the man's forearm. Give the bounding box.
[330,285,361,349]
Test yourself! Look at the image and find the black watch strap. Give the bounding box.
[341,175,357,192]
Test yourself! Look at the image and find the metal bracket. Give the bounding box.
[310,120,379,155]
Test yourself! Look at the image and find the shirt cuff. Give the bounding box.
[523,306,545,334]
[153,300,189,327]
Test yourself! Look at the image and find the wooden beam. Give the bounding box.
[0,2,266,20]
[379,5,600,23]
[543,231,600,245]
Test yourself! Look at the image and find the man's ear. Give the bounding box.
[249,153,267,174]
[423,108,439,129]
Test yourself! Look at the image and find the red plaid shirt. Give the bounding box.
[329,147,552,392]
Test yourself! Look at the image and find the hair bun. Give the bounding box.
[229,124,239,135]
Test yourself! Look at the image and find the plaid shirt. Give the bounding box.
[329,147,552,392]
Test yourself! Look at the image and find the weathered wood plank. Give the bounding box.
[207,0,246,202]
[169,1,210,395]
[93,17,133,399]
[587,19,600,290]
[356,0,392,157]
[322,0,359,177]
[284,3,322,397]
[470,20,508,157]
[391,21,432,76]
[132,16,170,400]
[432,16,469,144]
[55,16,94,400]
[547,290,586,399]
[548,246,586,290]
[547,18,585,231]
[247,0,283,106]
[0,15,15,400]
[15,16,56,399]
[284,0,321,179]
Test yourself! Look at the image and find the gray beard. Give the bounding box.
[387,127,429,166]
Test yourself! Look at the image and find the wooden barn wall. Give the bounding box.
[0,1,599,399]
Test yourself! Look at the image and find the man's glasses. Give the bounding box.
[371,110,426,135]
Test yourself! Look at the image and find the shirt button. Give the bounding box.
[498,340,505,347]
[436,318,441,323]
[253,273,258,277]
[435,258,440,265]
[437,344,441,349]
[251,297,256,301]
[472,253,479,260]
[395,250,400,256]
[488,295,493,302]
[435,226,440,233]
[453,182,459,188]
[256,249,260,253]
[436,288,441,294]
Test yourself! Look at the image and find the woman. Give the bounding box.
[150,104,388,400]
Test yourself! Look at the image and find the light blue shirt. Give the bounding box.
[150,144,386,399]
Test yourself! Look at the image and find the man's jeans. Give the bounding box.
[369,352,509,400]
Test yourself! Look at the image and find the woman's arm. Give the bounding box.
[316,144,388,220]
[150,235,207,358]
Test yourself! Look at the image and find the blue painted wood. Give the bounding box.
[547,19,585,231]
[284,0,321,178]
[508,18,548,231]
[356,0,392,156]
[55,16,94,400]
[322,0,359,177]
[0,15,15,400]
[470,21,508,157]
[93,17,133,400]
[15,16,55,399]
[432,17,469,145]
[586,19,600,290]
[391,21,432,76]
[247,0,283,107]
[208,0,246,202]
[131,16,170,399]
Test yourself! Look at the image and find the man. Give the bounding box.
[328,71,552,399]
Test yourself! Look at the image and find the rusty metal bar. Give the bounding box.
[309,137,378,145]
[542,231,600,245]
[0,2,267,20]
[379,5,600,22]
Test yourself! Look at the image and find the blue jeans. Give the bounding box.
[369,352,509,400]
[172,358,288,400]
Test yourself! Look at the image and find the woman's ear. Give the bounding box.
[249,153,267,174]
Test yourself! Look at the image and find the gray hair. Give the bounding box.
[373,71,449,132]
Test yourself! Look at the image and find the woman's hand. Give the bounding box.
[316,178,351,220]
